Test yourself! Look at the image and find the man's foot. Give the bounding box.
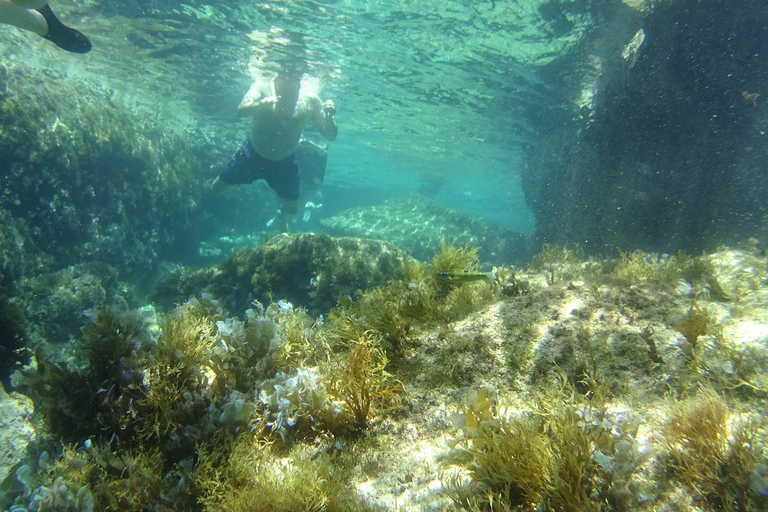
[37,4,91,53]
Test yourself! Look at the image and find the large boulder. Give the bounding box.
[0,58,213,282]
[151,233,414,316]
[522,0,768,254]
[320,195,529,265]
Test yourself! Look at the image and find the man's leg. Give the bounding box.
[11,0,46,9]
[0,0,46,35]
[1,1,90,52]
[278,198,298,233]
[36,3,91,53]
[213,139,256,194]
[210,176,233,195]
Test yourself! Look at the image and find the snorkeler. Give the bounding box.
[211,69,337,232]
[0,1,91,53]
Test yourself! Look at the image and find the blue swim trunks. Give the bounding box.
[218,137,300,201]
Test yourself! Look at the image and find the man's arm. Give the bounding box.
[311,96,338,141]
[237,82,277,118]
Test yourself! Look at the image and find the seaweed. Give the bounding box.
[136,307,218,442]
[325,241,497,356]
[151,234,413,318]
[196,438,379,512]
[431,239,481,274]
[0,285,28,387]
[677,304,711,348]
[445,371,649,511]
[0,59,208,284]
[639,324,663,364]
[326,331,404,428]
[611,251,725,300]
[10,309,149,445]
[661,388,763,511]
[529,244,586,284]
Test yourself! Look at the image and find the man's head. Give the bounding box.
[274,71,302,103]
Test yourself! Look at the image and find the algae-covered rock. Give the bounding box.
[0,217,30,385]
[320,195,529,264]
[17,262,134,346]
[0,57,212,283]
[151,233,414,316]
[0,385,35,486]
[7,244,768,511]
[522,0,768,254]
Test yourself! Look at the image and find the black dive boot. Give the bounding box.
[37,4,91,53]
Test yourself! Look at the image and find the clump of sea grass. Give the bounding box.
[677,304,711,347]
[530,244,583,269]
[197,434,375,512]
[137,307,217,441]
[444,376,631,511]
[326,241,496,351]
[529,244,586,284]
[662,388,762,511]
[612,250,659,282]
[431,239,481,273]
[326,331,403,428]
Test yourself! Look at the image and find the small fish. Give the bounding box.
[437,270,495,282]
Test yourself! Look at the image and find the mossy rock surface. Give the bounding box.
[0,58,211,283]
[320,195,529,264]
[17,262,133,345]
[151,233,414,316]
[0,386,34,485]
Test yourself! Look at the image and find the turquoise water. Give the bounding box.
[0,0,582,236]
[4,2,768,511]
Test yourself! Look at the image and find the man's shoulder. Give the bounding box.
[300,93,322,108]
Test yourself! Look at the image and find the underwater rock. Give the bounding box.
[0,385,35,486]
[0,57,212,284]
[319,195,529,264]
[0,286,26,389]
[17,263,133,346]
[523,0,768,254]
[151,233,414,316]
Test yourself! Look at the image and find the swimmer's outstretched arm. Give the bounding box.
[237,82,277,117]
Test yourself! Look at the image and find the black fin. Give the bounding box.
[37,4,91,53]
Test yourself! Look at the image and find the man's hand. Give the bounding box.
[315,99,338,140]
[322,100,336,117]
[238,94,278,116]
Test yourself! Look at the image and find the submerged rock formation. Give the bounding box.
[0,58,213,283]
[0,385,35,488]
[151,233,414,316]
[320,195,529,264]
[6,242,768,511]
[523,0,768,254]
[0,57,225,384]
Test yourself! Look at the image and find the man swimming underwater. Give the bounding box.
[211,69,338,232]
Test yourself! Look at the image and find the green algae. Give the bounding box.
[8,243,768,511]
[151,233,414,317]
[0,58,209,284]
